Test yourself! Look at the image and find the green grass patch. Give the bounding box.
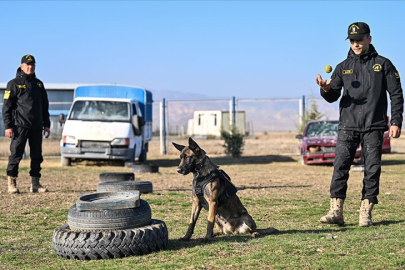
[1,153,405,269]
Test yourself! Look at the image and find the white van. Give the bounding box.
[60,85,152,166]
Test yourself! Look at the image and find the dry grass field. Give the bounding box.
[0,133,405,269]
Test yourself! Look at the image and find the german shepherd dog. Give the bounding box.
[173,137,277,242]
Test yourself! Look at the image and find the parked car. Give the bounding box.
[296,120,391,165]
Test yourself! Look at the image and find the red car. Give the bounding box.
[296,120,391,165]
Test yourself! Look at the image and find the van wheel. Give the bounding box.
[61,157,71,167]
[53,219,168,260]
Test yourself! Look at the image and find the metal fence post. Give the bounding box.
[232,96,236,127]
[299,95,306,127]
[160,99,167,155]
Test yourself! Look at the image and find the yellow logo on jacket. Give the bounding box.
[342,69,353,75]
[373,64,382,72]
[17,85,26,89]
[3,91,11,99]
[37,82,43,88]
[395,72,400,79]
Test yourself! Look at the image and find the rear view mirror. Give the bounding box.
[295,134,303,139]
[131,115,142,136]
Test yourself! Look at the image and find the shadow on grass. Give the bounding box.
[167,234,258,250]
[158,184,312,193]
[372,219,405,226]
[275,227,351,235]
[238,185,312,191]
[167,219,405,250]
[151,154,296,168]
[381,159,405,166]
[167,226,352,250]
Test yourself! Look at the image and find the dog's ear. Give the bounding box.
[188,137,201,153]
[172,142,186,152]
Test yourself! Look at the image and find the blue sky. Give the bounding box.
[1,1,404,99]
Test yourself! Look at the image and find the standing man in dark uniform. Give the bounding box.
[3,54,50,194]
[315,22,404,226]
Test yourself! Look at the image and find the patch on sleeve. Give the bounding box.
[395,72,400,79]
[3,90,11,100]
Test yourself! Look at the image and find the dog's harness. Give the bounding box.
[193,169,237,210]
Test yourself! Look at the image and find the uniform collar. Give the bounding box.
[348,44,378,62]
[16,67,36,81]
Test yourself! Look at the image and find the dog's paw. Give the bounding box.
[179,236,191,241]
[202,237,212,243]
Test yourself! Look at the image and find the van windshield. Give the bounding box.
[69,101,130,122]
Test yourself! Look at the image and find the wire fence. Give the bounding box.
[152,97,340,136]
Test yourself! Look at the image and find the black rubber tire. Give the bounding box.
[99,172,135,182]
[52,219,168,260]
[131,163,159,173]
[67,199,151,231]
[97,180,153,194]
[76,191,140,211]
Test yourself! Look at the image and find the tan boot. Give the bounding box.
[359,199,374,227]
[320,198,344,225]
[30,177,48,193]
[7,176,19,194]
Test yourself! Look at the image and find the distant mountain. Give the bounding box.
[151,89,214,101]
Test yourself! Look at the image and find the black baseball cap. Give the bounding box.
[21,54,36,64]
[346,22,370,41]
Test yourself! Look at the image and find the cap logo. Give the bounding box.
[25,55,33,61]
[349,24,360,34]
[373,64,382,72]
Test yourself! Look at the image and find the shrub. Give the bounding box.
[297,98,324,133]
[221,126,244,158]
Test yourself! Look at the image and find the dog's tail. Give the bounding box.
[252,227,279,238]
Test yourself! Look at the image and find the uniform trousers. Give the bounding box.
[330,129,384,204]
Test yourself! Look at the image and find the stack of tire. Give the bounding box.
[96,172,153,194]
[52,190,168,260]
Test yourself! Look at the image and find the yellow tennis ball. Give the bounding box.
[324,65,333,73]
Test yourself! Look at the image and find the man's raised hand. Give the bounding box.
[316,74,332,92]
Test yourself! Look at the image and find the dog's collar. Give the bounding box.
[194,156,207,176]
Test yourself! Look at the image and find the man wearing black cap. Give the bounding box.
[2,54,50,194]
[315,22,404,227]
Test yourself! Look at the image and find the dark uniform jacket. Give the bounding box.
[2,68,50,130]
[321,44,404,131]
